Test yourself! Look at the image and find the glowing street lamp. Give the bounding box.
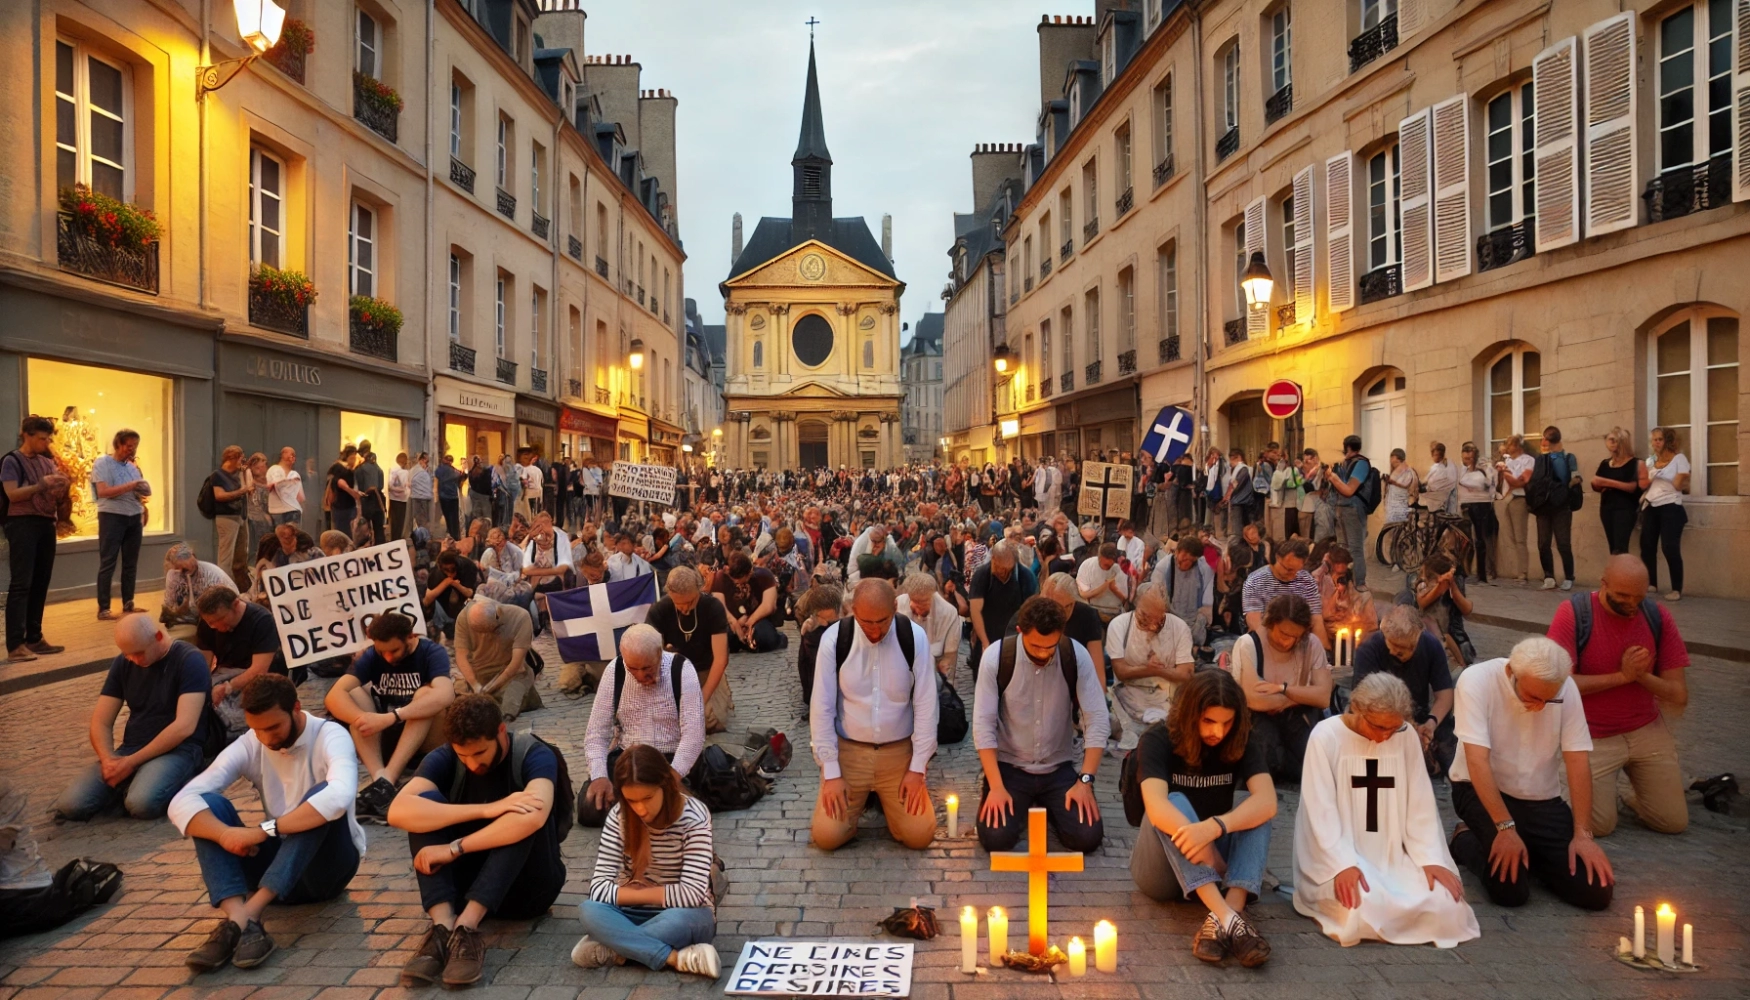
[234,0,287,53]
[628,338,645,370]
[1241,251,1274,312]
[992,343,1015,374]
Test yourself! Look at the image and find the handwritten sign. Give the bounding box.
[726,941,913,997]
[608,461,678,505]
[261,541,425,668]
[1077,461,1134,520]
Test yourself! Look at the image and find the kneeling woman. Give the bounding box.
[572,744,720,978]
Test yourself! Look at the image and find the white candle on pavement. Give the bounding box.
[1656,904,1676,967]
[1682,923,1693,966]
[988,906,1008,965]
[1067,936,1086,976]
[1633,905,1644,958]
[946,794,959,839]
[960,907,977,973]
[1094,920,1117,973]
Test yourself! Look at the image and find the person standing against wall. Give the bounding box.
[92,429,151,621]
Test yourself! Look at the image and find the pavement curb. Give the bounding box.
[1468,613,1749,664]
[0,657,111,696]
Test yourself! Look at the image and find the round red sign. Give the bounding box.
[1263,379,1303,419]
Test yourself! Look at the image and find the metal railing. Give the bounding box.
[1040,258,1052,279]
[1358,263,1403,305]
[449,342,476,374]
[496,188,516,220]
[56,211,158,294]
[248,285,308,337]
[1644,156,1733,223]
[1153,154,1175,187]
[1083,217,1100,242]
[449,157,476,193]
[1085,360,1103,385]
[1026,383,1036,403]
[594,386,611,404]
[1349,13,1399,73]
[496,356,517,384]
[1216,127,1240,162]
[636,285,645,306]
[353,75,399,143]
[567,377,583,397]
[530,367,547,393]
[1223,318,1247,345]
[568,235,583,261]
[1158,336,1180,364]
[1115,187,1134,217]
[531,212,550,240]
[1277,301,1297,326]
[1061,238,1074,262]
[1477,219,1536,273]
[348,316,397,362]
[595,255,609,279]
[1061,370,1074,393]
[1266,84,1293,124]
[1010,290,1020,306]
[1117,349,1136,375]
[1025,275,1034,292]
[1040,378,1053,399]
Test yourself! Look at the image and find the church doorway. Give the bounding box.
[798,420,829,470]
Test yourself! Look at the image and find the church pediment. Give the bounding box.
[724,240,899,291]
[773,381,855,399]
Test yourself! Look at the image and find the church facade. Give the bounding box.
[720,42,905,471]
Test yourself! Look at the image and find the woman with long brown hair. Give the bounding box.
[571,745,719,978]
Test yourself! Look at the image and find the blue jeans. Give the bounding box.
[576,900,716,971]
[1335,503,1367,586]
[53,741,203,821]
[271,511,301,527]
[332,507,356,538]
[409,791,563,919]
[192,783,360,907]
[1129,792,1271,903]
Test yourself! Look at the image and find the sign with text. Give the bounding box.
[1078,461,1134,520]
[608,461,678,505]
[261,541,425,668]
[726,941,913,997]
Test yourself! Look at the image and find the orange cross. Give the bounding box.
[989,807,1084,955]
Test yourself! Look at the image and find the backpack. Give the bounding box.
[1343,455,1384,515]
[1118,725,1162,827]
[687,743,770,812]
[1569,591,1662,664]
[0,450,34,523]
[831,616,966,744]
[1525,453,1572,515]
[448,730,576,841]
[1252,461,1274,500]
[196,474,219,520]
[996,633,1082,731]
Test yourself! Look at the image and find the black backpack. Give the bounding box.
[996,632,1082,730]
[448,730,576,841]
[1118,725,1162,827]
[687,743,771,813]
[608,653,688,721]
[1343,455,1384,515]
[196,474,219,520]
[0,450,34,523]
[1525,453,1571,515]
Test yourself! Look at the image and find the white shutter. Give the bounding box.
[1732,0,1750,200]
[1398,0,1428,41]
[1532,37,1581,251]
[1293,165,1316,323]
[1582,13,1637,236]
[1326,151,1355,313]
[1244,196,1268,337]
[1431,94,1472,283]
[1399,108,1433,291]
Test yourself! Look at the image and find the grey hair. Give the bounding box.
[990,540,1017,563]
[1132,581,1165,611]
[1380,604,1423,644]
[618,622,664,664]
[666,565,702,596]
[466,598,501,629]
[1043,572,1078,600]
[1349,671,1415,720]
[1509,635,1573,685]
[163,541,196,569]
[899,572,937,600]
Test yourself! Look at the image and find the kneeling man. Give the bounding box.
[387,694,565,987]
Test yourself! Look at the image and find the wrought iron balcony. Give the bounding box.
[1644,156,1733,223]
[248,285,308,337]
[1083,217,1100,242]
[568,235,583,261]
[1224,318,1247,345]
[1115,187,1134,218]
[449,157,476,194]
[352,74,399,143]
[1061,370,1074,393]
[1026,383,1036,403]
[496,188,516,220]
[1153,154,1175,187]
[1349,13,1399,73]
[595,255,609,279]
[1061,238,1074,262]
[449,341,476,374]
[1477,219,1536,273]
[348,316,397,362]
[1040,258,1052,280]
[1117,349,1137,375]
[57,212,158,294]
[1085,360,1103,385]
[1358,264,1403,304]
[1216,127,1240,162]
[567,377,583,397]
[594,386,611,404]
[1158,335,1180,364]
[1025,275,1034,292]
[530,367,547,393]
[1010,290,1019,306]
[1040,377,1053,399]
[1265,84,1293,124]
[495,356,517,385]
[637,285,645,306]
[531,212,550,240]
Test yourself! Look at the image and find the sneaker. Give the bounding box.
[232,920,276,969]
[401,924,449,985]
[1221,914,1271,968]
[25,640,65,655]
[442,925,485,986]
[354,776,396,823]
[96,609,116,621]
[5,646,37,663]
[1665,591,1682,602]
[570,935,623,968]
[186,919,242,971]
[1540,577,1558,590]
[1191,914,1226,963]
[1559,580,1573,591]
[674,943,721,979]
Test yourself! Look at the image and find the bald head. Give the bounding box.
[1599,553,1651,617]
[467,599,502,633]
[851,578,898,616]
[115,613,170,666]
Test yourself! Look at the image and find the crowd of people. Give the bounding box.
[3,414,1707,980]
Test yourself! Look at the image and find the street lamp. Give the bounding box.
[198,0,286,97]
[1241,251,1274,312]
[628,338,645,370]
[992,343,1015,374]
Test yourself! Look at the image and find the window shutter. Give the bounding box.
[1293,165,1316,323]
[1733,0,1750,200]
[1398,0,1429,41]
[1244,197,1268,337]
[1399,108,1433,291]
[1532,37,1581,251]
[1431,94,1472,283]
[1326,151,1355,313]
[1582,13,1637,236]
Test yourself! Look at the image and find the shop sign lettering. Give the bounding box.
[246,354,322,386]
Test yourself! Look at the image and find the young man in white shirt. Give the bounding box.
[1447,636,1614,910]
[897,573,961,677]
[172,674,363,972]
[264,447,304,526]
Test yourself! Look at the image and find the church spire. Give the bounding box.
[791,39,833,241]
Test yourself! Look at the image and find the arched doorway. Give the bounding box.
[798,420,829,470]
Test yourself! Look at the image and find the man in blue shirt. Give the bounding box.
[1323,435,1372,587]
[1352,605,1457,777]
[324,613,455,822]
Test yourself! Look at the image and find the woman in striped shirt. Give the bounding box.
[571,744,720,978]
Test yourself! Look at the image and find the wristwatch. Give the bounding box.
[448,838,466,858]
[1495,818,1517,833]
[1281,681,1290,696]
[1077,772,1095,786]
[259,819,278,838]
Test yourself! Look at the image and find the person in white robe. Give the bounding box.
[1107,584,1195,726]
[1293,672,1480,948]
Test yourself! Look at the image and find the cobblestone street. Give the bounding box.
[2,617,1747,1000]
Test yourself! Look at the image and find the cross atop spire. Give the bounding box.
[806,15,820,40]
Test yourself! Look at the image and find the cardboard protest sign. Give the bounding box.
[607,461,678,505]
[726,941,913,997]
[1077,461,1134,520]
[261,541,425,668]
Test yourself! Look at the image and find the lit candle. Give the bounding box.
[1094,920,1117,973]
[1353,628,1364,656]
[946,795,959,839]
[1633,905,1645,959]
[1682,923,1692,966]
[1067,936,1086,976]
[988,906,1008,965]
[960,906,978,973]
[1656,904,1676,967]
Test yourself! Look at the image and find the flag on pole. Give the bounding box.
[548,574,658,662]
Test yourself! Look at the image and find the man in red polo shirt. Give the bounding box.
[1545,555,1689,836]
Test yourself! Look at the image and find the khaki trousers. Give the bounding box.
[454,662,543,721]
[704,675,734,734]
[1498,496,1530,581]
[1589,715,1688,836]
[810,739,936,851]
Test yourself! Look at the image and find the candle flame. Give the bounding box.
[989,906,1006,918]
[962,906,975,919]
[1070,936,1084,946]
[1338,628,1350,639]
[946,794,958,806]
[1658,903,1674,916]
[1096,919,1114,931]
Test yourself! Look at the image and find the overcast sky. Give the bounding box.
[578,0,1052,343]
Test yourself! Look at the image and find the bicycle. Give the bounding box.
[1375,503,1475,575]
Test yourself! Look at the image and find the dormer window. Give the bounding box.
[1069,81,1081,124]
[1102,32,1116,87]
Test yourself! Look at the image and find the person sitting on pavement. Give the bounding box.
[1129,668,1276,967]
[1353,605,1457,778]
[160,542,236,631]
[1312,545,1376,657]
[606,532,654,582]
[422,549,478,643]
[570,744,721,978]
[172,674,363,973]
[897,572,961,678]
[711,551,785,653]
[578,625,706,828]
[196,586,292,735]
[644,567,733,732]
[974,596,1109,855]
[1409,553,1475,668]
[809,580,938,851]
[1107,583,1196,727]
[1241,537,1327,649]
[387,694,565,988]
[453,599,542,720]
[794,583,843,715]
[1151,535,1215,646]
[323,612,456,822]
[53,614,210,822]
[1545,554,1689,837]
[1229,594,1333,784]
[1447,636,1615,910]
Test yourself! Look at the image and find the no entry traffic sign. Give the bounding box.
[1263,379,1303,419]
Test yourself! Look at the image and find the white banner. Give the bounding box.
[726,941,913,997]
[608,461,678,505]
[1077,461,1134,519]
[261,541,426,668]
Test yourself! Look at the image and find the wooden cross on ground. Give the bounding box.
[989,807,1084,955]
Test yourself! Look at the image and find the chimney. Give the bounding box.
[732,212,744,261]
[532,0,585,58]
[1037,14,1099,106]
[970,143,1022,212]
[881,215,892,262]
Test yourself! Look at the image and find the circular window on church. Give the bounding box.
[791,313,834,367]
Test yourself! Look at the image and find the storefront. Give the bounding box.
[435,376,515,467]
[1018,408,1056,462]
[559,406,618,463]
[648,417,683,468]
[515,397,559,462]
[617,415,648,463]
[0,280,219,599]
[1067,385,1138,460]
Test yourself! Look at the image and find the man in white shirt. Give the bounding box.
[1115,520,1145,571]
[605,533,653,582]
[171,674,363,973]
[1447,636,1614,910]
[810,580,938,851]
[1107,584,1195,726]
[387,453,412,541]
[264,447,303,526]
[576,626,705,826]
[897,573,961,676]
[518,457,544,517]
[1076,543,1130,621]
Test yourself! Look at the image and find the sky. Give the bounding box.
[577,0,1054,345]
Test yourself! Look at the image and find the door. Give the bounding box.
[798,421,829,470]
[1359,370,1408,461]
[223,392,319,522]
